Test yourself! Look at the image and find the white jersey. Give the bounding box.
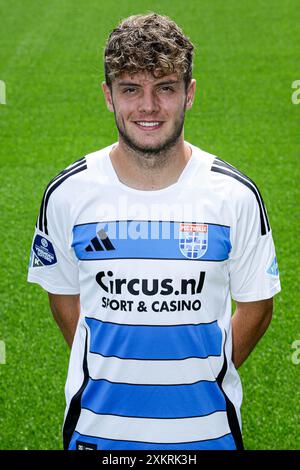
[27,142,281,450]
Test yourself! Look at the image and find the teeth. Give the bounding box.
[136,121,161,127]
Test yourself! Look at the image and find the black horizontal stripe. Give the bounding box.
[73,220,231,229]
[77,256,228,262]
[88,350,221,362]
[87,376,216,386]
[81,406,226,420]
[74,429,233,445]
[85,316,218,328]
[211,165,269,236]
[87,351,222,361]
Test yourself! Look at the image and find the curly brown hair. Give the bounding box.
[104,13,194,91]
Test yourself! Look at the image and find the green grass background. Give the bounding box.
[0,0,299,449]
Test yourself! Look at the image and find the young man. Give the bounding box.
[27,13,281,450]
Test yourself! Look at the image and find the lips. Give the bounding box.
[134,121,163,131]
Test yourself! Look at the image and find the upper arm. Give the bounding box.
[48,293,80,347]
[235,298,273,325]
[27,185,80,295]
[228,185,281,302]
[48,292,80,314]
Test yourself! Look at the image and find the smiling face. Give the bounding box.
[102,72,196,156]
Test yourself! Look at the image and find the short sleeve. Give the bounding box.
[27,188,80,295]
[229,188,281,302]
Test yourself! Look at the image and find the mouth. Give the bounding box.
[134,121,163,131]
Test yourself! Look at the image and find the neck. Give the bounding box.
[109,136,192,190]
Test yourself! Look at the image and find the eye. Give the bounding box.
[123,88,137,94]
[158,86,174,93]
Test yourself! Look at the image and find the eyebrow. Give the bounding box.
[117,80,180,87]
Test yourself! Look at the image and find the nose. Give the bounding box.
[137,89,159,114]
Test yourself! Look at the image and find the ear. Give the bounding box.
[102,81,114,113]
[185,79,196,110]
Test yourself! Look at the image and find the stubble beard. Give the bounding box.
[112,100,187,169]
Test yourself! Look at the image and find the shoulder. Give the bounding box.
[210,154,259,193]
[208,153,270,236]
[190,143,270,236]
[35,143,115,234]
[42,143,114,199]
[191,143,264,202]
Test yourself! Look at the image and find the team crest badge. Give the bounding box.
[179,223,208,259]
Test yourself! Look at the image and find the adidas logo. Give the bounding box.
[85,229,115,252]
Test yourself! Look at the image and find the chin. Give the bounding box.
[132,141,171,155]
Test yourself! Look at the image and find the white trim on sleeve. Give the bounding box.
[231,281,281,302]
[27,273,80,295]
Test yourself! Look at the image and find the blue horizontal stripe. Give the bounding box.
[72,220,231,261]
[69,431,236,450]
[81,378,226,418]
[86,318,222,359]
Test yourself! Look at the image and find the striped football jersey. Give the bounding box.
[28,142,281,450]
